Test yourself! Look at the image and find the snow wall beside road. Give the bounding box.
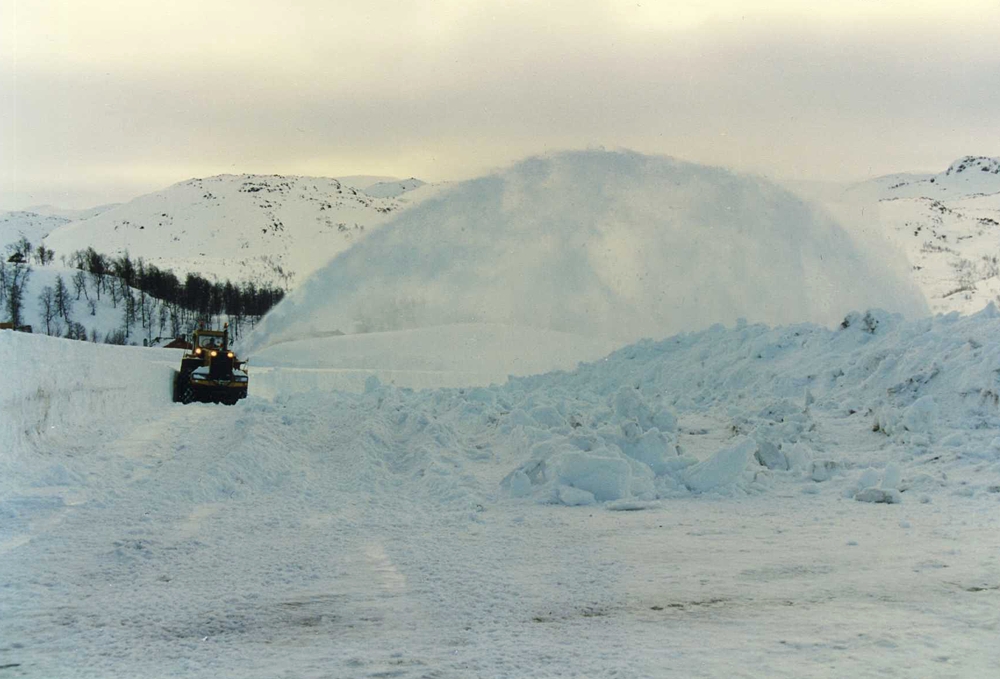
[0,331,178,493]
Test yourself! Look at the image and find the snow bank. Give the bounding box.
[6,304,1000,509]
[197,304,1000,509]
[0,331,177,494]
[243,149,926,355]
[313,305,1000,506]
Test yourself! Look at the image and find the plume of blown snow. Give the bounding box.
[243,150,926,354]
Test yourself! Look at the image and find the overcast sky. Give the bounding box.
[2,0,999,209]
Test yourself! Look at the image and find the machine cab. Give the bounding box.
[191,328,230,359]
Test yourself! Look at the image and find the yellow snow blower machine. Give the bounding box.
[172,323,249,404]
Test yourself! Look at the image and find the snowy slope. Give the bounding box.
[0,332,178,498]
[827,157,1000,316]
[41,174,440,288]
[245,150,927,354]
[2,264,173,344]
[363,177,427,199]
[2,309,999,677]
[22,203,119,222]
[877,193,1000,314]
[0,212,70,250]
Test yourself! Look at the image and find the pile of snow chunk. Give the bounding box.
[349,374,757,508]
[353,304,1000,506]
[500,385,690,505]
[496,386,772,505]
[850,463,903,504]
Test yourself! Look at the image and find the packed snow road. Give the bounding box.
[3,310,1000,677]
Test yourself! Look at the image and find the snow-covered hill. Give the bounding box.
[864,156,1000,200]
[41,174,438,288]
[0,263,174,344]
[363,178,427,199]
[244,150,927,354]
[828,156,1000,316]
[0,212,71,250]
[23,203,119,222]
[877,193,1000,314]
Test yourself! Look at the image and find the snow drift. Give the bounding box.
[244,150,926,354]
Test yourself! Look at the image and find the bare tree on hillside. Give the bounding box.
[72,270,89,301]
[34,244,54,266]
[54,275,73,323]
[38,286,57,335]
[108,277,120,308]
[4,263,31,327]
[123,288,137,339]
[85,248,107,300]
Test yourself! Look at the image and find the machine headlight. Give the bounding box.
[227,352,234,358]
[210,350,218,357]
[195,348,202,355]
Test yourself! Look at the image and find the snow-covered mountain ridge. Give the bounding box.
[868,155,1000,200]
[944,155,1000,177]
[24,203,120,222]
[40,173,437,288]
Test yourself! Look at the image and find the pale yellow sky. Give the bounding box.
[3,0,999,207]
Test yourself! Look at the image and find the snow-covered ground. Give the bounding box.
[3,304,999,677]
